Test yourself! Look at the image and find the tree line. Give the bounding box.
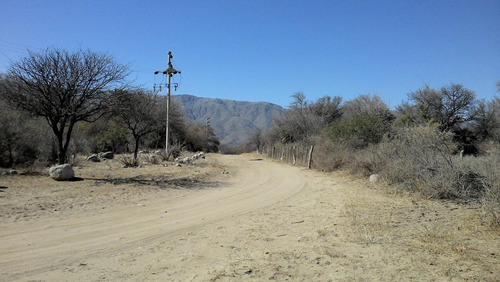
[0,48,219,167]
[246,84,499,155]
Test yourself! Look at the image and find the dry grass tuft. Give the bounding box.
[117,154,139,167]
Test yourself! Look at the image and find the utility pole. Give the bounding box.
[155,51,181,159]
[205,116,211,150]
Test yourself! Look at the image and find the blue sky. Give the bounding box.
[1,0,499,108]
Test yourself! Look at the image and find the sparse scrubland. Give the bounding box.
[250,86,500,230]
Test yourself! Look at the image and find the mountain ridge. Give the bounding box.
[173,94,284,146]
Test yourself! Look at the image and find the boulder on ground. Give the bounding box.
[177,152,206,164]
[49,164,75,181]
[369,174,379,183]
[86,154,100,162]
[149,154,157,163]
[100,151,114,159]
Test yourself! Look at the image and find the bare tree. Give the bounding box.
[2,48,128,164]
[111,89,163,165]
[309,95,343,125]
[244,128,265,153]
[472,97,500,141]
[439,83,476,130]
[407,83,476,131]
[290,92,308,109]
[342,94,392,121]
[272,93,343,144]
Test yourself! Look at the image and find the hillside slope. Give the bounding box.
[174,94,284,145]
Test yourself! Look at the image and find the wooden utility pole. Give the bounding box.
[205,116,211,148]
[155,51,181,159]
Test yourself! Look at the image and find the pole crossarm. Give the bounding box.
[154,51,181,76]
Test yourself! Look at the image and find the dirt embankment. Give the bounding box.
[0,154,498,281]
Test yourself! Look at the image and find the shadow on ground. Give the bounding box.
[87,176,221,190]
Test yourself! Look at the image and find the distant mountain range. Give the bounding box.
[173,94,284,146]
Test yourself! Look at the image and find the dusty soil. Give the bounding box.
[0,153,498,281]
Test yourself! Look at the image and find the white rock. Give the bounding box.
[149,154,157,163]
[86,154,99,162]
[49,164,75,181]
[100,151,114,159]
[369,174,379,183]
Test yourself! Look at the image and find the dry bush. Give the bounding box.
[169,143,183,160]
[117,154,139,167]
[379,126,458,198]
[377,126,499,213]
[312,139,352,171]
[350,144,388,176]
[462,152,500,229]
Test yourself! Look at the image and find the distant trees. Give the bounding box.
[263,83,497,154]
[1,48,128,164]
[243,128,265,153]
[273,92,343,144]
[183,121,220,153]
[111,89,164,165]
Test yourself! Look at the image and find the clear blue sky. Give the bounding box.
[1,0,499,108]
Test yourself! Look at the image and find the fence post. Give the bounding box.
[307,145,314,169]
[292,145,296,165]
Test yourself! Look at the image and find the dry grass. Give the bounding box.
[339,179,499,280]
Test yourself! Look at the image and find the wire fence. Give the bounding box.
[260,144,314,169]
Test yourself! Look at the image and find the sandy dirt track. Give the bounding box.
[0,154,498,281]
[1,154,307,280]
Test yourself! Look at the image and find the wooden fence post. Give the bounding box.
[307,145,314,169]
[292,145,296,165]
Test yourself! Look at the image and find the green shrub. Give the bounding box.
[326,115,389,149]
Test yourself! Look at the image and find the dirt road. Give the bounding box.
[1,154,498,281]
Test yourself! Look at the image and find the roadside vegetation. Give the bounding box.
[0,48,219,169]
[244,85,500,230]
